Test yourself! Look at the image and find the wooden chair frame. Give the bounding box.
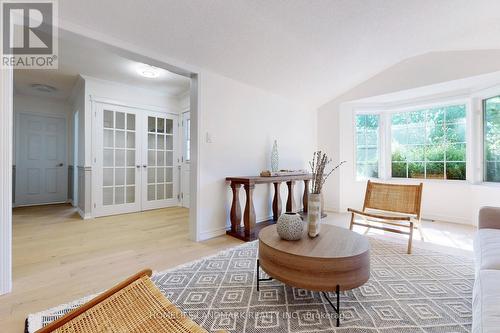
[348,180,423,254]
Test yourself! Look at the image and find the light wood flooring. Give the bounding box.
[0,204,242,332]
[0,204,475,332]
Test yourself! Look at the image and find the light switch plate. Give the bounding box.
[206,132,213,143]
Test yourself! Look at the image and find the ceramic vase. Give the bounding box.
[271,140,279,172]
[277,212,303,240]
[308,193,321,237]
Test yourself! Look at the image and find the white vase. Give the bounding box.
[308,193,321,237]
[277,212,303,240]
[271,140,279,172]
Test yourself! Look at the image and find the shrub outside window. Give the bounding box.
[356,114,379,179]
[484,96,500,182]
[391,105,466,180]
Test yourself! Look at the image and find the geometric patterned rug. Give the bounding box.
[27,237,474,333]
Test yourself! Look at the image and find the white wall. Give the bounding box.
[69,77,85,167]
[318,51,500,226]
[197,71,316,240]
[0,67,13,295]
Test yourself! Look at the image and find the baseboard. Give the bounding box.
[324,206,340,213]
[198,227,227,241]
[422,213,472,225]
[77,208,92,220]
[257,214,274,223]
[335,206,473,226]
[200,215,276,241]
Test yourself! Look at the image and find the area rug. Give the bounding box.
[27,237,474,332]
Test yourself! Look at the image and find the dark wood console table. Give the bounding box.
[226,174,313,241]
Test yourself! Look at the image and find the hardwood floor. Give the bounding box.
[0,204,242,332]
[0,205,475,332]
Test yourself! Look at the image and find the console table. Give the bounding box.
[225,174,313,241]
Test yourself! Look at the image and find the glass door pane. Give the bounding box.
[142,113,177,209]
[95,104,140,217]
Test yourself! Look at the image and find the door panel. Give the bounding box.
[142,112,178,210]
[16,113,67,206]
[94,104,141,217]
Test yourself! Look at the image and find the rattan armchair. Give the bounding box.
[348,180,423,254]
[35,269,227,333]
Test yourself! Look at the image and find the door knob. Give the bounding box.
[57,163,64,167]
[136,165,141,168]
[143,165,147,168]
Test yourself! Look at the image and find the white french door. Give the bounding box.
[94,103,178,217]
[95,104,141,216]
[142,112,179,210]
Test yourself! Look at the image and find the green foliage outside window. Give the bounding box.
[391,105,467,180]
[356,114,379,179]
[484,96,500,182]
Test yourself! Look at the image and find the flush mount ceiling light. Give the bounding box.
[137,64,161,78]
[30,83,57,93]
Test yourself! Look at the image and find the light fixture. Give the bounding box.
[137,64,161,78]
[30,83,57,93]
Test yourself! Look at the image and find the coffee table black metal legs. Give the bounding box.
[256,259,273,291]
[322,285,340,327]
[256,260,342,327]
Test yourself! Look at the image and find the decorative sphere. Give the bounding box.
[277,213,303,240]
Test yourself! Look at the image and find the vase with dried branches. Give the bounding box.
[308,151,346,237]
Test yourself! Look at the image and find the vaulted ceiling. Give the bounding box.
[60,0,500,108]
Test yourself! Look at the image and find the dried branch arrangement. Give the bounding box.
[309,151,346,194]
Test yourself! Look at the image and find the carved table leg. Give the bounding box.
[243,184,256,237]
[286,181,296,213]
[230,183,242,232]
[303,179,310,213]
[272,182,282,221]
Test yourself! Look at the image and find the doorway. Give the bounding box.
[180,110,190,208]
[0,28,201,300]
[93,103,180,217]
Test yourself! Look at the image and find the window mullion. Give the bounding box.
[380,112,391,180]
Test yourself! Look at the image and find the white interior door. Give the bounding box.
[181,111,190,208]
[94,104,141,216]
[142,112,179,210]
[15,113,67,206]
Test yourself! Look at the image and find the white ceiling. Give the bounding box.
[14,35,190,100]
[58,0,500,108]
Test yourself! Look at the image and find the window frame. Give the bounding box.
[389,104,467,181]
[483,95,500,184]
[353,112,382,181]
[354,98,471,183]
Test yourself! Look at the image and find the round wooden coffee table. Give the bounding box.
[257,223,370,327]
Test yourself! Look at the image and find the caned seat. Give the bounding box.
[35,269,226,333]
[348,180,423,254]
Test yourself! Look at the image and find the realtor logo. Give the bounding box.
[1,0,58,68]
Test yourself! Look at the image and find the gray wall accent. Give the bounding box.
[68,165,73,203]
[77,166,91,218]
